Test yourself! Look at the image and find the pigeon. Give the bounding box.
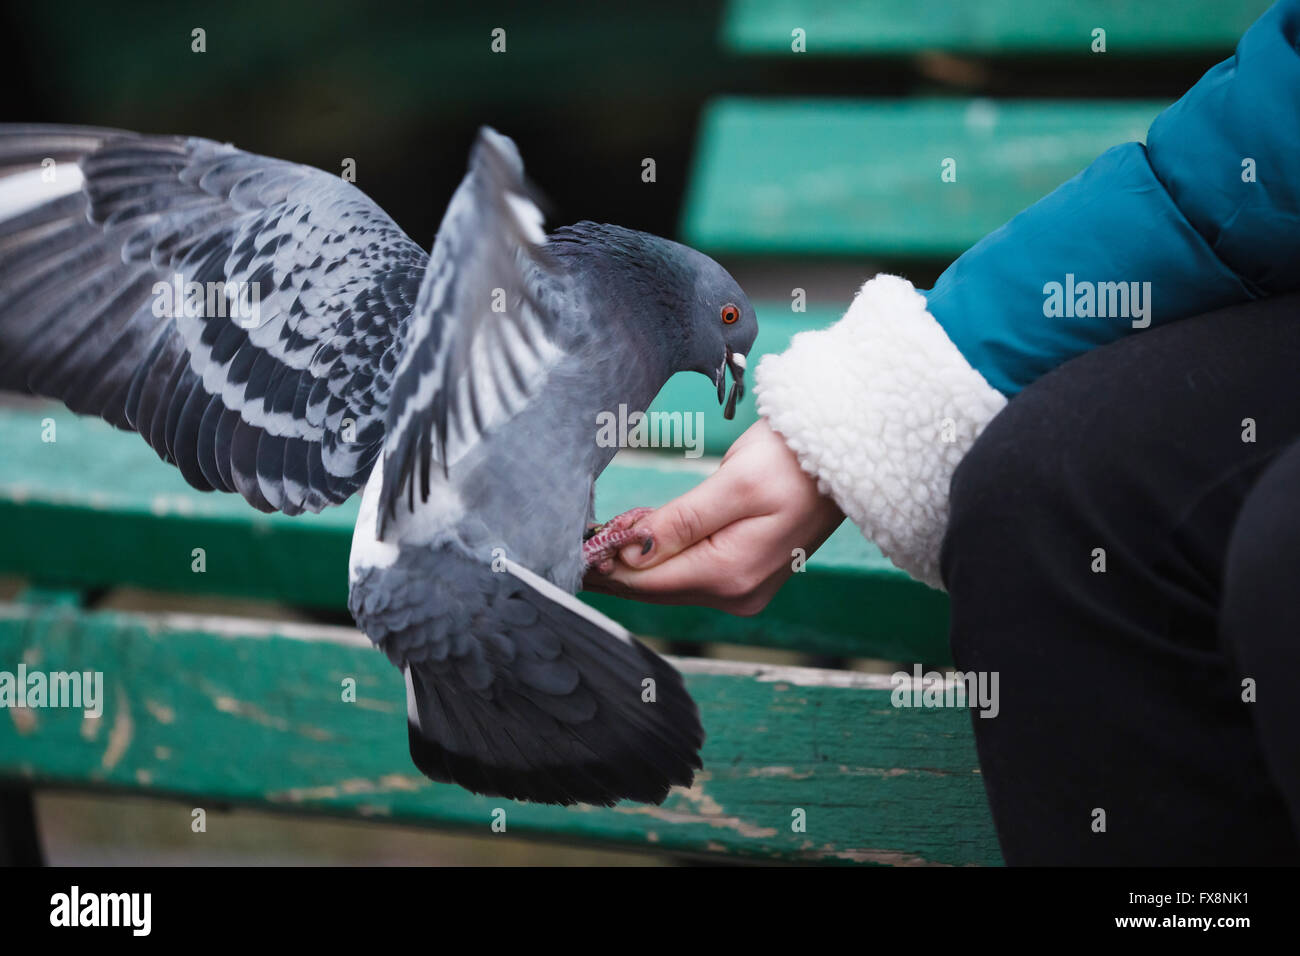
[0,124,757,806]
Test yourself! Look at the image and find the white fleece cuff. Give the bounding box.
[754,274,1007,590]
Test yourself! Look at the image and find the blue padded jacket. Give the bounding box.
[926,0,1300,396]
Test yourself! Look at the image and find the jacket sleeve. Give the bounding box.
[754,0,1300,588]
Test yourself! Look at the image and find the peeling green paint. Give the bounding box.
[0,605,1001,865]
[684,99,1167,258]
[0,408,951,662]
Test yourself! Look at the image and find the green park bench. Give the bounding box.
[0,405,974,865]
[0,0,1267,866]
[721,0,1269,56]
[688,0,1271,258]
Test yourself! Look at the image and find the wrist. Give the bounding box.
[753,274,1005,589]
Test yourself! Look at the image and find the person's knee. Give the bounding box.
[1222,441,1300,658]
[942,380,1075,586]
[942,341,1181,594]
[940,382,1080,671]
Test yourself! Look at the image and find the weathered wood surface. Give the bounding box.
[0,407,952,663]
[723,0,1270,55]
[682,97,1165,258]
[0,604,1001,864]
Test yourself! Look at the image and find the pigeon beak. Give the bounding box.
[721,348,746,420]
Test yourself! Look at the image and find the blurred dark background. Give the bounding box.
[0,0,1263,865]
[0,0,1232,276]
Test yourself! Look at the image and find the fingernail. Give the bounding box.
[641,536,654,556]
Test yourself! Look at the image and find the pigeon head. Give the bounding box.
[549,222,757,418]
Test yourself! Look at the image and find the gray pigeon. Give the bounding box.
[0,124,757,806]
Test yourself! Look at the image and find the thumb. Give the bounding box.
[619,465,756,569]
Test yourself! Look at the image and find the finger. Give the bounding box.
[593,553,731,607]
[608,539,725,595]
[601,545,789,616]
[610,512,785,596]
[618,466,761,570]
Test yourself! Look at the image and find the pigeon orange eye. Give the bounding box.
[721,303,739,325]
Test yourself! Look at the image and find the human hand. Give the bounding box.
[583,419,845,616]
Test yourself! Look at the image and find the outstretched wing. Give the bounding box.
[379,128,569,533]
[0,124,427,514]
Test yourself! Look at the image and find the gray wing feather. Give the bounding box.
[350,542,704,806]
[378,128,567,533]
[0,124,427,514]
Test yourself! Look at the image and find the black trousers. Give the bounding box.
[942,293,1300,866]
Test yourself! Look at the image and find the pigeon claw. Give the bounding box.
[583,507,654,574]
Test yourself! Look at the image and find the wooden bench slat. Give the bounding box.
[723,0,1270,55]
[0,408,951,663]
[682,97,1165,258]
[0,604,1000,864]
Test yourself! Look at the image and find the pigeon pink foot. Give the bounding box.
[583,507,654,574]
